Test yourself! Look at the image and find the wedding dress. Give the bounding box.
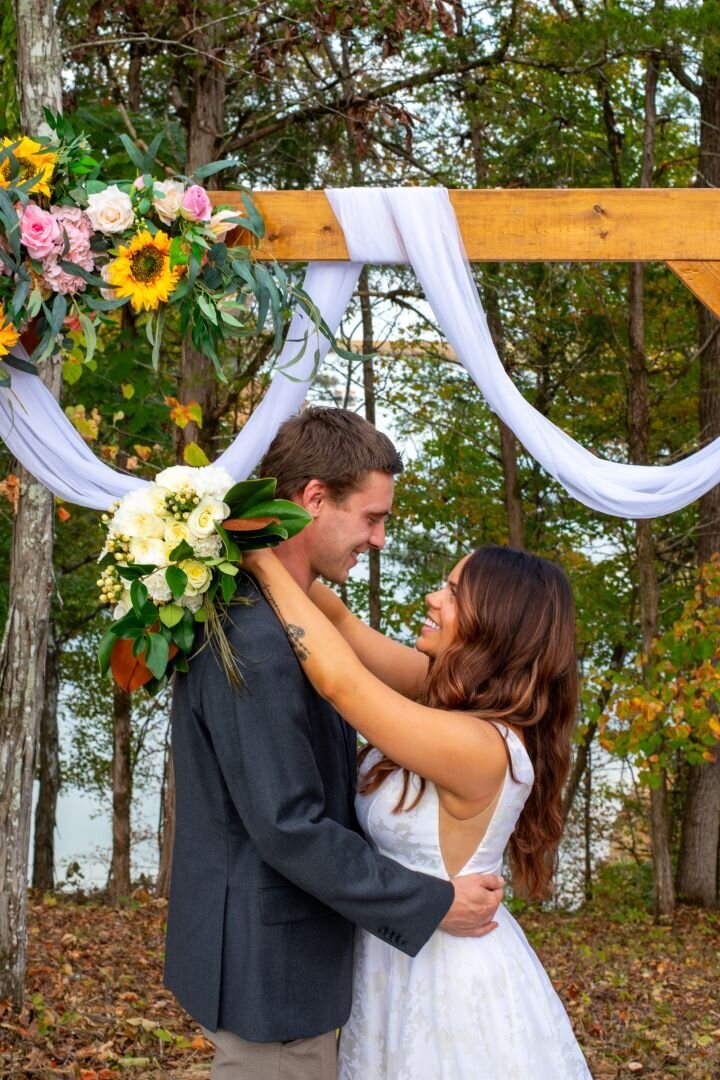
[338,729,592,1079]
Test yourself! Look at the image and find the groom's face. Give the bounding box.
[305,470,395,584]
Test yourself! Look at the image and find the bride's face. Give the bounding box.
[416,556,469,658]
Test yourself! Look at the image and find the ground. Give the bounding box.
[0,892,718,1079]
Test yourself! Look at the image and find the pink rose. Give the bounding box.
[180,184,212,222]
[20,203,62,260]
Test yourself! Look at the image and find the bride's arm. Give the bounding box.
[309,581,429,698]
[245,550,506,805]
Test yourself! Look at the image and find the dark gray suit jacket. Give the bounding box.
[164,574,454,1042]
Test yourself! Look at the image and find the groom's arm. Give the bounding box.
[198,615,454,958]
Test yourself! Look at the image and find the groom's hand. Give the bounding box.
[439,874,504,937]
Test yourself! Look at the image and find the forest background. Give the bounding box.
[0,0,719,1076]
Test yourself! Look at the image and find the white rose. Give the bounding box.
[193,534,223,558]
[179,559,212,594]
[86,185,135,235]
[165,520,190,547]
[187,498,229,538]
[192,466,235,501]
[179,591,204,612]
[113,590,132,620]
[153,180,186,225]
[129,536,173,567]
[144,568,173,604]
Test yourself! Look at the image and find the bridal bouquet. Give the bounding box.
[0,111,312,385]
[97,465,311,694]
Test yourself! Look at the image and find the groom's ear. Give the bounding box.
[297,478,329,517]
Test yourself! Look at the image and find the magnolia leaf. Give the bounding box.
[224,477,277,511]
[223,516,280,532]
[110,634,177,692]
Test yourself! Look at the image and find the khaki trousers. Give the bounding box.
[200,1025,337,1080]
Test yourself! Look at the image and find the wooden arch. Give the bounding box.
[212,189,720,318]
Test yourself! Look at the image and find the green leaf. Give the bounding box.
[173,612,197,652]
[48,292,67,338]
[169,538,195,562]
[218,561,239,575]
[98,629,117,675]
[193,157,241,180]
[119,133,147,173]
[144,632,170,679]
[159,602,184,628]
[165,564,188,599]
[78,312,97,365]
[221,571,237,603]
[183,441,210,467]
[240,189,265,239]
[131,579,149,614]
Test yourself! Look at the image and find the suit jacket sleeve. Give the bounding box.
[197,598,454,958]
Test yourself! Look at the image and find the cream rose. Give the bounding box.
[86,185,135,235]
[179,559,212,594]
[153,180,186,225]
[187,498,229,538]
[209,208,240,240]
[144,569,173,604]
[164,520,191,547]
[129,536,173,567]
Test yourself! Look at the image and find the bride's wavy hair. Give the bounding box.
[358,545,578,901]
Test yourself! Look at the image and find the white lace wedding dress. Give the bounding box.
[338,730,592,1079]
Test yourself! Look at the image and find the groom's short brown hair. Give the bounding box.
[259,406,403,502]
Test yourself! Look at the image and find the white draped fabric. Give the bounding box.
[1,186,718,518]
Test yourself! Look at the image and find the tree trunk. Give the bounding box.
[358,268,382,630]
[158,11,227,896]
[626,54,674,916]
[12,0,62,127]
[31,627,60,893]
[156,747,175,898]
[107,686,132,905]
[677,59,720,908]
[0,0,62,1006]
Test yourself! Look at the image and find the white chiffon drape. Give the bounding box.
[2,187,719,518]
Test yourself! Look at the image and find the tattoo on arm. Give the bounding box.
[287,624,309,662]
[258,579,310,662]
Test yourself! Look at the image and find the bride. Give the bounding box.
[243,543,592,1079]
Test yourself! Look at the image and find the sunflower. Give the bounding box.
[105,230,182,312]
[0,136,57,198]
[0,305,21,358]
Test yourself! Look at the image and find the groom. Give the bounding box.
[164,407,504,1078]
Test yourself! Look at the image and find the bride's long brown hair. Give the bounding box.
[358,546,578,900]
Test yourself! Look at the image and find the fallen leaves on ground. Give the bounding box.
[0,894,717,1078]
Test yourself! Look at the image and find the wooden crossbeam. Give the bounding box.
[211,189,720,318]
